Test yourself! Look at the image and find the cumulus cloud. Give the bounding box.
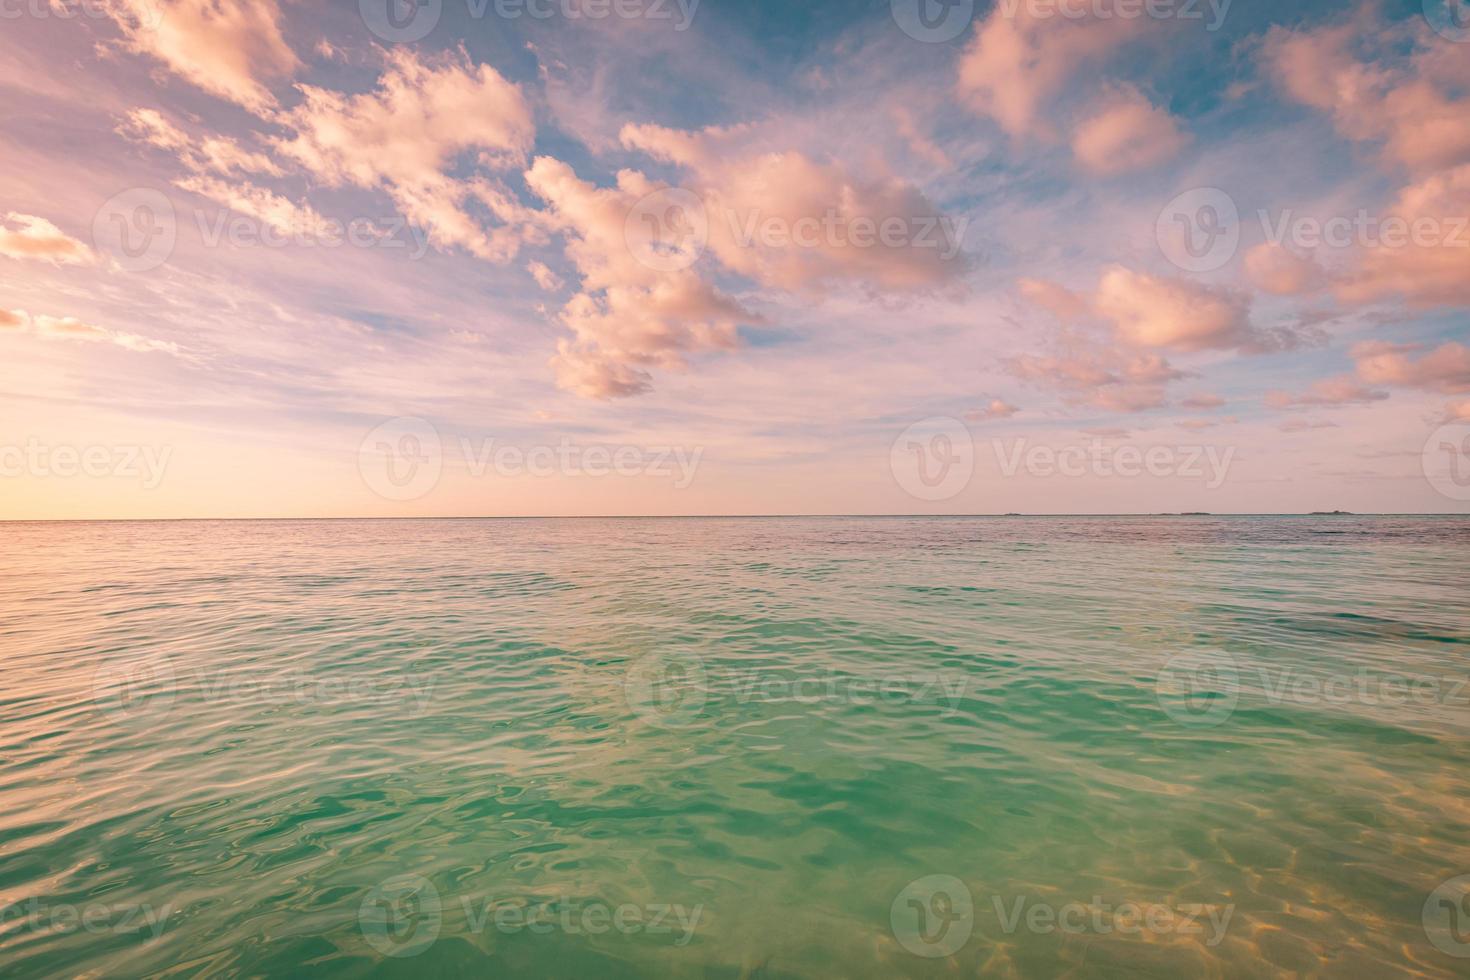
[1266,377,1388,408]
[1352,340,1470,393]
[1262,14,1470,309]
[955,2,1139,139]
[620,123,970,293]
[275,50,537,262]
[106,0,299,113]
[965,399,1020,422]
[0,213,93,265]
[1244,242,1328,296]
[1072,88,1189,175]
[1006,337,1187,414]
[1334,164,1470,307]
[1019,268,1291,353]
[1262,15,1470,177]
[1092,267,1256,352]
[524,156,750,398]
[1182,392,1225,409]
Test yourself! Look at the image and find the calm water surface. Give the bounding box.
[2,517,1469,977]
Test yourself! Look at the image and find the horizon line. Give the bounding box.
[2,512,1467,523]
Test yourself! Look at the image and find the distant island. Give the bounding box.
[1309,510,1354,515]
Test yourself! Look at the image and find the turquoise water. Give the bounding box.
[2,516,1469,978]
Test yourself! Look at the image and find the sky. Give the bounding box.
[1,0,1469,518]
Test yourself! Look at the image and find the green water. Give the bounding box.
[1,517,1468,977]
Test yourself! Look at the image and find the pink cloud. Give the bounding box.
[1,310,181,356]
[956,3,1140,139]
[1352,340,1470,393]
[1005,335,1187,414]
[1244,242,1328,296]
[1072,88,1189,176]
[1262,15,1470,177]
[106,0,299,113]
[1266,377,1388,408]
[524,156,750,399]
[620,123,969,293]
[274,50,536,262]
[965,399,1020,421]
[1334,164,1470,307]
[1182,392,1225,409]
[1018,277,1089,321]
[1093,267,1254,352]
[0,213,92,265]
[119,108,284,177]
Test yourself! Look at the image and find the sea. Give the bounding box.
[1,516,1468,977]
